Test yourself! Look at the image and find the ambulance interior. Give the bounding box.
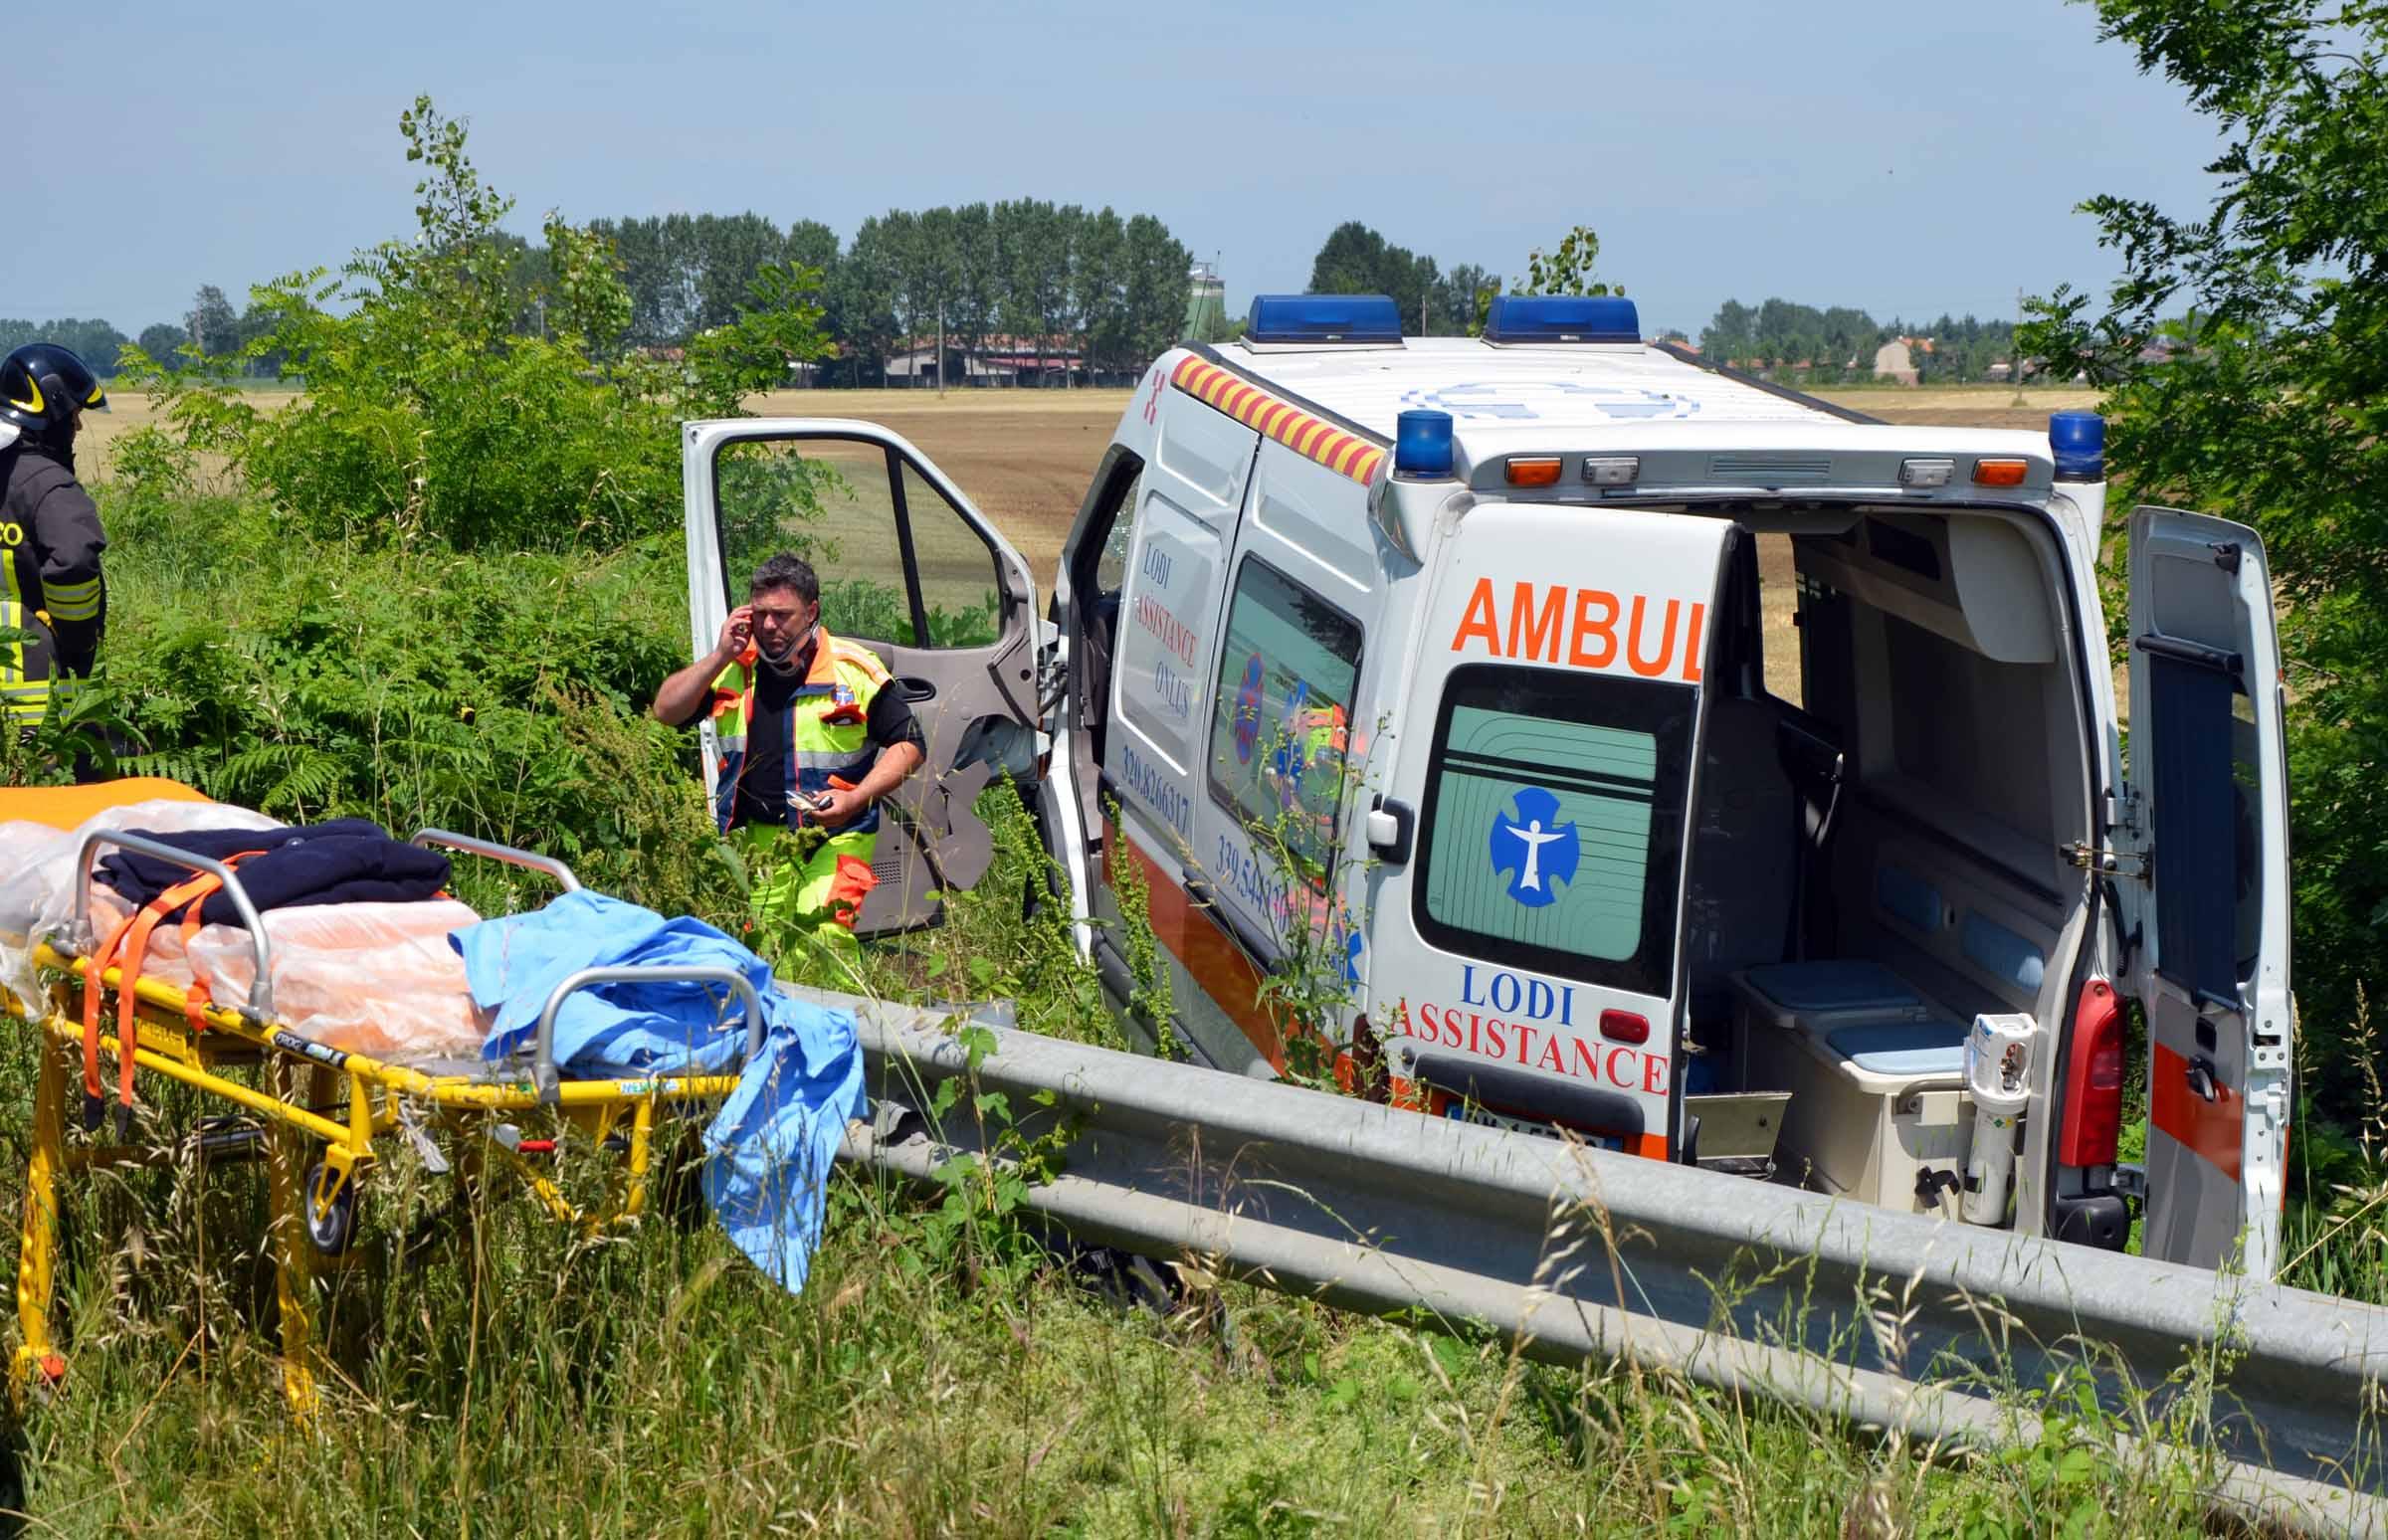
[1680,502,2091,1220]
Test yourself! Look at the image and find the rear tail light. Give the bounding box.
[2058,978,2123,1167]
[1598,1009,1649,1045]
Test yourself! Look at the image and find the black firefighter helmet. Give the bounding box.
[0,343,107,442]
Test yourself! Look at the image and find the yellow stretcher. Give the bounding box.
[1,811,766,1419]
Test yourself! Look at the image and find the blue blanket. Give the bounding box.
[451,889,865,1294]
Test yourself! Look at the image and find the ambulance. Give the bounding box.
[1028,292,2294,1277]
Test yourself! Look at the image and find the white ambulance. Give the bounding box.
[1030,292,2294,1277]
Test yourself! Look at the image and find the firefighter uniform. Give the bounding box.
[707,626,911,926]
[1,437,106,728]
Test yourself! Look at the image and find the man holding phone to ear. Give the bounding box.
[653,552,925,929]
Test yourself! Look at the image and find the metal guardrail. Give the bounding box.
[802,989,2388,1538]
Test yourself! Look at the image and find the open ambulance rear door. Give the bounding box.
[682,419,1041,937]
[2121,506,2291,1277]
[1369,501,1733,1158]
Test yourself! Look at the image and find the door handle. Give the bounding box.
[2185,1055,2220,1103]
[896,675,937,702]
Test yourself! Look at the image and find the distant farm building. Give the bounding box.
[1873,339,1918,385]
[884,335,1091,388]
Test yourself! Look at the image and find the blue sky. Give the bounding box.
[22,0,2218,340]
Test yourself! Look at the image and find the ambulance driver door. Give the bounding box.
[681,419,1040,937]
[1368,503,1731,1157]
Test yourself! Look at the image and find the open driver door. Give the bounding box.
[2120,506,2292,1277]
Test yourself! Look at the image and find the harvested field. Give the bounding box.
[86,382,2095,587]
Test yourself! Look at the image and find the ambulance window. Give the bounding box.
[1094,473,1142,597]
[1415,664,1693,998]
[716,437,917,646]
[899,462,1003,649]
[1205,558,1362,885]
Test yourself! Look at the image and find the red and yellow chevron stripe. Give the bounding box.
[1170,356,1387,484]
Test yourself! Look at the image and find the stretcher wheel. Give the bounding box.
[301,1162,357,1255]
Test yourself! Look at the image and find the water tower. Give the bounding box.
[1183,258,1226,341]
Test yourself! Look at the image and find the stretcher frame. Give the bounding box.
[3,827,767,1419]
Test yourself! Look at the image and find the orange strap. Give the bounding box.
[80,906,142,1106]
[174,851,263,1033]
[78,850,265,1125]
[112,873,219,1113]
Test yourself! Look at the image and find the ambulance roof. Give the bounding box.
[1208,337,1844,440]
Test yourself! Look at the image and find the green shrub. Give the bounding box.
[118,96,829,555]
[65,488,733,920]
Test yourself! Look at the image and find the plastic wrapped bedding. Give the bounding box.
[0,800,487,1061]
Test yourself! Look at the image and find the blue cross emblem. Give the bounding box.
[1489,787,1579,908]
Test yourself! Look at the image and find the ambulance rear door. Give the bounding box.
[1370,502,1731,1158]
[682,419,1040,936]
[2120,505,2291,1277]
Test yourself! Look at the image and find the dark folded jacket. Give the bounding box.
[98,819,452,928]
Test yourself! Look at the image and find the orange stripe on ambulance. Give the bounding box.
[1449,578,1705,682]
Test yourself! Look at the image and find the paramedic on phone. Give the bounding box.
[652,552,925,928]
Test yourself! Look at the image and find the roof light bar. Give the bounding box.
[1246,293,1403,344]
[1482,294,1641,344]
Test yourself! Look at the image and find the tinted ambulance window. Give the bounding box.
[1416,664,1693,998]
[1205,558,1362,884]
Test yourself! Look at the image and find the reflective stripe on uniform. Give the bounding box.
[794,746,878,774]
[42,576,99,622]
[2,679,53,723]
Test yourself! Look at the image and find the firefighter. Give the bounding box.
[0,344,109,732]
[653,552,926,930]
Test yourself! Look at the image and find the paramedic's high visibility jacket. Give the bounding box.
[1,441,106,727]
[709,626,895,848]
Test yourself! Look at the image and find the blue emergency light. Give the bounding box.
[1481,294,1641,344]
[2049,410,2105,481]
[1246,293,1404,344]
[1395,409,1455,478]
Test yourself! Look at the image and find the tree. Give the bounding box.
[838,215,902,386]
[690,212,789,335]
[997,199,1073,385]
[136,322,187,365]
[1700,299,1757,363]
[1434,263,1500,336]
[1520,226,1621,298]
[124,96,824,549]
[2018,1,2388,1106]
[1119,213,1192,362]
[0,319,131,375]
[1307,222,1439,332]
[186,286,239,357]
[1072,206,1126,380]
[945,202,999,384]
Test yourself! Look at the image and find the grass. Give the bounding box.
[0,784,2294,1537]
[0,998,2243,1540]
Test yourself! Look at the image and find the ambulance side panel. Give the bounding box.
[1095,389,1267,1072]
[1187,440,1394,1065]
